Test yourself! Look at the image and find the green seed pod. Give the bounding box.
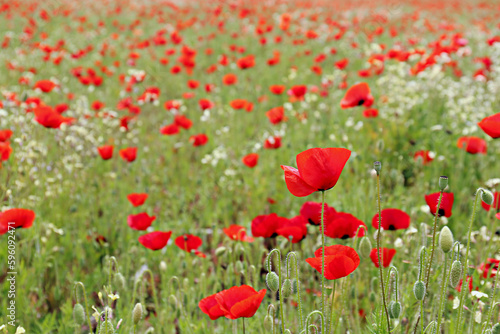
[450,260,462,288]
[439,226,454,253]
[281,279,292,298]
[264,315,274,331]
[391,302,401,318]
[73,303,85,325]
[413,281,426,300]
[132,303,143,325]
[291,279,298,295]
[266,272,280,292]
[99,320,115,334]
[114,272,126,290]
[388,301,395,318]
[374,161,382,175]
[439,176,448,191]
[492,323,500,334]
[358,236,372,259]
[482,189,494,206]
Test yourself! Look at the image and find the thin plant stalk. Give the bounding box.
[320,190,326,316]
[435,253,449,333]
[375,168,391,332]
[267,249,286,333]
[424,191,444,287]
[328,280,337,333]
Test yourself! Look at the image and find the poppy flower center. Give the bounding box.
[388,225,396,231]
[438,208,445,217]
[357,99,365,106]
[341,234,349,240]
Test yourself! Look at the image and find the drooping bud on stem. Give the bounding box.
[439,176,448,191]
[481,189,494,206]
[73,303,85,325]
[266,272,280,292]
[373,161,382,175]
[450,260,462,288]
[132,303,143,325]
[439,226,454,253]
[358,236,372,259]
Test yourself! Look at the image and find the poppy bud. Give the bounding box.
[482,189,494,206]
[439,226,453,253]
[235,244,245,257]
[358,236,372,259]
[388,301,395,318]
[391,302,401,318]
[235,260,244,273]
[159,261,167,271]
[369,291,376,302]
[266,272,280,292]
[132,303,142,325]
[169,295,178,307]
[450,260,462,288]
[439,176,448,191]
[73,303,85,325]
[264,315,274,331]
[291,279,298,294]
[373,161,382,175]
[492,323,500,334]
[281,279,292,298]
[215,246,227,257]
[413,281,425,300]
[99,320,115,334]
[114,273,126,290]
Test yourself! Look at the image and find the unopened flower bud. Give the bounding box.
[439,176,448,191]
[266,272,279,292]
[73,303,85,325]
[215,247,227,257]
[291,279,298,294]
[391,302,401,318]
[359,236,372,259]
[450,260,462,288]
[439,226,453,253]
[235,260,244,273]
[99,320,115,334]
[264,315,274,331]
[492,323,500,334]
[169,295,178,307]
[281,279,292,298]
[481,189,494,206]
[374,161,382,175]
[369,292,376,302]
[114,273,126,290]
[413,281,425,300]
[132,303,142,325]
[388,301,395,318]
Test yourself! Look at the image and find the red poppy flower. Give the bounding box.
[369,248,396,268]
[276,215,308,243]
[199,294,225,320]
[199,99,214,110]
[270,85,286,95]
[335,58,349,70]
[481,192,500,211]
[189,134,208,147]
[34,106,74,129]
[340,82,374,109]
[371,208,410,230]
[174,115,193,129]
[175,234,206,258]
[306,245,360,280]
[457,136,487,154]
[0,208,35,235]
[300,201,336,225]
[223,73,238,85]
[223,224,254,242]
[97,145,114,160]
[242,153,259,168]
[414,150,434,165]
[264,136,282,149]
[138,231,172,250]
[0,129,13,142]
[288,85,307,99]
[214,285,266,319]
[251,213,288,238]
[127,193,148,207]
[92,101,105,111]
[280,147,351,197]
[496,213,500,220]
[362,108,378,118]
[478,258,499,278]
[237,55,255,69]
[34,79,57,93]
[322,212,366,239]
[478,113,500,139]
[127,212,156,230]
[160,123,179,135]
[119,147,137,162]
[456,276,473,293]
[0,142,12,162]
[425,192,454,217]
[266,106,286,125]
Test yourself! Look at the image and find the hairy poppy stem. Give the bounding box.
[456,189,482,332]
[74,282,93,332]
[267,249,286,333]
[483,262,500,333]
[328,280,336,333]
[435,254,449,333]
[242,318,245,334]
[320,190,326,316]
[375,167,391,332]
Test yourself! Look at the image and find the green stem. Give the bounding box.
[328,280,337,333]
[332,278,346,334]
[287,252,304,330]
[424,191,444,288]
[435,254,449,333]
[143,269,160,315]
[376,173,391,332]
[320,190,326,316]
[74,282,93,333]
[456,190,481,332]
[483,262,500,333]
[420,300,424,334]
[267,249,286,333]
[242,318,245,334]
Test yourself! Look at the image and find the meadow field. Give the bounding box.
[0,0,499,333]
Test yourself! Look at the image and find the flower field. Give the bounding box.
[0,0,499,333]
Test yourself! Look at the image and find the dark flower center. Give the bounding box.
[341,234,349,240]
[388,225,396,231]
[438,208,445,217]
[357,99,365,106]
